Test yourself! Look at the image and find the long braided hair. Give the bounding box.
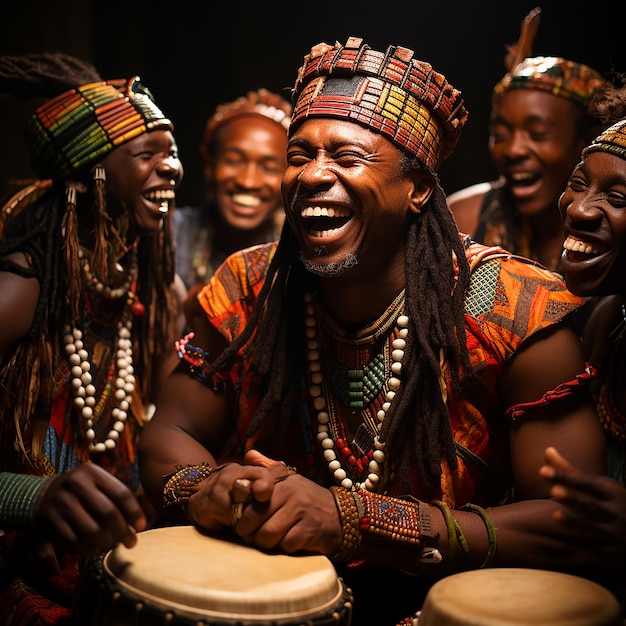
[0,53,178,471]
[205,153,472,496]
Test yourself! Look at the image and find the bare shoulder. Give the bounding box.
[446,182,492,236]
[582,295,623,371]
[0,252,40,362]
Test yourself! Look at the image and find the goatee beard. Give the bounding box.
[298,252,359,277]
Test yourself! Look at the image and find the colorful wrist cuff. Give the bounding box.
[329,487,439,565]
[163,463,223,510]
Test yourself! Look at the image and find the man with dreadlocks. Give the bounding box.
[0,53,186,623]
[139,37,607,624]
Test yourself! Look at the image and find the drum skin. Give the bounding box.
[75,525,353,626]
[417,568,622,626]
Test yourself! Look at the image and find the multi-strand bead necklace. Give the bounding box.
[63,248,138,454]
[304,291,408,492]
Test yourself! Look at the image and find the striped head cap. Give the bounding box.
[582,118,626,161]
[25,77,173,180]
[289,37,468,173]
[493,56,606,115]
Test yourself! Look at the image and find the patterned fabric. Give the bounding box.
[0,290,147,625]
[290,36,468,173]
[195,238,584,508]
[583,118,626,161]
[25,77,172,179]
[493,56,606,114]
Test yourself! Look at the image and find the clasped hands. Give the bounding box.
[185,450,341,556]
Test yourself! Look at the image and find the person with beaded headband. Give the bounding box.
[0,53,186,624]
[173,88,291,290]
[448,7,609,274]
[139,37,608,624]
[539,78,626,615]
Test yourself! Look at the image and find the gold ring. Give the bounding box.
[232,502,244,524]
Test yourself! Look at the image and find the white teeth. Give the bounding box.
[145,189,175,202]
[563,236,598,255]
[510,172,534,181]
[311,228,341,238]
[232,194,261,208]
[158,201,169,214]
[300,206,351,217]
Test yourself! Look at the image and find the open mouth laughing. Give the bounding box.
[144,189,175,214]
[300,205,352,238]
[562,235,608,262]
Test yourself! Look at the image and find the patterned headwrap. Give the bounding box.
[582,118,626,161]
[289,36,468,173]
[199,88,292,161]
[25,77,173,180]
[493,56,606,115]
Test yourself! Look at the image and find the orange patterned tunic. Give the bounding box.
[196,238,588,507]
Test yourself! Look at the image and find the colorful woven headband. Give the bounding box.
[493,56,606,114]
[289,36,468,173]
[25,77,173,180]
[199,88,292,161]
[582,118,626,161]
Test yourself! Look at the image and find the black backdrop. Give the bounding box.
[1,0,622,207]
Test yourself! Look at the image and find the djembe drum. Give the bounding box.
[416,568,622,626]
[75,525,353,626]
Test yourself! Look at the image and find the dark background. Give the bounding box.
[1,1,622,207]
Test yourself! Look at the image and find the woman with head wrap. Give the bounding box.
[541,78,626,615]
[0,52,186,624]
[138,37,608,624]
[448,7,609,274]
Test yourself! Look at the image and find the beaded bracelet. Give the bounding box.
[163,463,224,510]
[462,502,497,568]
[0,472,53,529]
[355,490,435,546]
[430,499,469,565]
[329,486,362,563]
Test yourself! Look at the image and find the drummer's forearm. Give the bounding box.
[329,489,582,576]
[138,423,220,514]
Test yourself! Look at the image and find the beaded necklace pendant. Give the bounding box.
[304,291,408,492]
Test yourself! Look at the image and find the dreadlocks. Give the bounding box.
[0,53,178,470]
[203,159,472,496]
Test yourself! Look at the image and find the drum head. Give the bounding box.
[418,568,622,626]
[103,525,346,623]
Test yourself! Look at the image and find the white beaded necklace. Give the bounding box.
[304,292,409,492]
[63,250,137,454]
[78,247,136,299]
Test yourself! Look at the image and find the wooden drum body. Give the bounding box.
[76,525,353,626]
[416,568,622,626]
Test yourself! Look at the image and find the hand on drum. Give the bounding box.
[32,464,147,558]
[187,451,342,557]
